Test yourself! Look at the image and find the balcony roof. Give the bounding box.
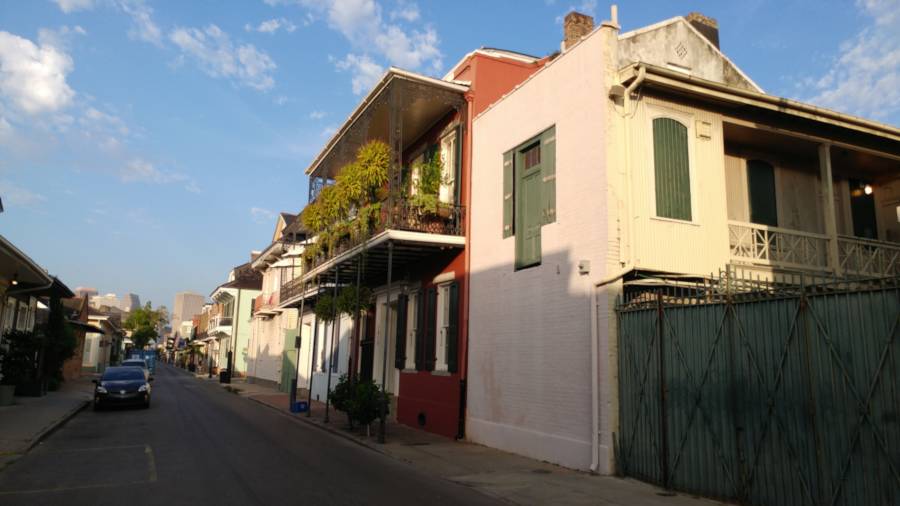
[620,63,900,158]
[279,229,464,307]
[306,67,468,179]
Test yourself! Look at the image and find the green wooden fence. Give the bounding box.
[616,272,900,506]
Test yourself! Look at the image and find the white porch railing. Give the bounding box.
[838,235,900,277]
[728,221,829,271]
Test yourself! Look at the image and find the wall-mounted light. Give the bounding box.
[864,184,874,195]
[10,273,18,286]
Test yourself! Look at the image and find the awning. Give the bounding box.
[67,320,104,334]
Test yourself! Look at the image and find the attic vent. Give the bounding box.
[675,42,687,59]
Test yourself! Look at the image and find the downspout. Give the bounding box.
[590,64,644,473]
[459,91,475,439]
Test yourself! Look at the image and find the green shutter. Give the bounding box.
[414,291,426,371]
[394,294,408,369]
[747,160,778,227]
[503,150,514,238]
[454,126,463,207]
[652,118,692,221]
[446,282,459,373]
[541,126,556,224]
[424,286,437,371]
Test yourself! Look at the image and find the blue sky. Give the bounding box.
[1,0,898,311]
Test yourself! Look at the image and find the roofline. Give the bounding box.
[443,47,542,80]
[0,234,53,285]
[623,63,900,143]
[619,15,764,93]
[304,67,468,177]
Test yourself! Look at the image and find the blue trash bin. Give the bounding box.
[291,401,309,413]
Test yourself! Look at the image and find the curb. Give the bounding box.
[243,394,391,458]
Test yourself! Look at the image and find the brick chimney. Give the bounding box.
[686,12,719,49]
[563,11,594,50]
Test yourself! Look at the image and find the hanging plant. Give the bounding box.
[314,294,337,322]
[406,149,446,215]
[335,285,373,316]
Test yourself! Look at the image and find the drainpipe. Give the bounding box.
[589,65,645,474]
[459,92,475,439]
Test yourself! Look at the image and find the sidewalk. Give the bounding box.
[211,376,728,506]
[0,375,95,470]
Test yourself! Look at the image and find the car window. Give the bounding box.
[101,368,146,381]
[123,360,146,368]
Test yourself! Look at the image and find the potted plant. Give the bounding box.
[0,330,43,402]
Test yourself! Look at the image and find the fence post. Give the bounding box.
[799,273,827,505]
[726,287,747,502]
[657,291,670,489]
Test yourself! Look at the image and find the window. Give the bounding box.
[16,301,27,330]
[439,129,459,205]
[652,117,692,221]
[747,160,778,227]
[409,152,424,196]
[503,126,556,271]
[435,284,451,371]
[2,297,14,333]
[404,292,417,370]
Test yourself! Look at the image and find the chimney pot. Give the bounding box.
[686,12,720,49]
[563,11,594,50]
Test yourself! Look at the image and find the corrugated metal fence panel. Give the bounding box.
[618,309,663,484]
[617,281,900,506]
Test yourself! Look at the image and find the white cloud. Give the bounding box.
[118,0,163,46]
[801,0,900,122]
[390,0,420,22]
[53,0,162,47]
[53,0,94,13]
[119,158,187,184]
[246,17,298,34]
[309,110,326,119]
[274,95,290,105]
[321,125,337,137]
[334,53,383,94]
[0,180,46,207]
[270,0,442,94]
[250,206,276,223]
[38,25,87,50]
[0,31,75,115]
[170,24,277,91]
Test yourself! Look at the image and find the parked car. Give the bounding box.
[122,358,152,379]
[92,366,152,410]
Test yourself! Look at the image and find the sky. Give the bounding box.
[1,0,898,311]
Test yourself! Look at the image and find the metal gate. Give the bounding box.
[616,271,900,506]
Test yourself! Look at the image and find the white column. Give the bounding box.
[818,143,842,276]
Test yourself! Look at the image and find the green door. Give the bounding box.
[515,142,543,269]
[280,328,299,393]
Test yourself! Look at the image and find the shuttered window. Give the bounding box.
[414,292,426,371]
[652,118,692,221]
[393,294,408,369]
[505,126,556,270]
[446,282,459,373]
[423,286,437,371]
[747,160,778,227]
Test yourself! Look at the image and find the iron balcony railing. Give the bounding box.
[307,200,465,271]
[209,316,232,328]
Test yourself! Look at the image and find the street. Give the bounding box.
[0,365,502,506]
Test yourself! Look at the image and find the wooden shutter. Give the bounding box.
[503,150,514,238]
[424,286,437,371]
[747,160,778,227]
[652,118,692,221]
[394,294,408,369]
[541,126,556,225]
[414,291,426,371]
[454,126,462,206]
[446,282,459,373]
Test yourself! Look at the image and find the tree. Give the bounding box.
[124,302,166,349]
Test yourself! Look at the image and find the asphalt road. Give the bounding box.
[0,364,502,506]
